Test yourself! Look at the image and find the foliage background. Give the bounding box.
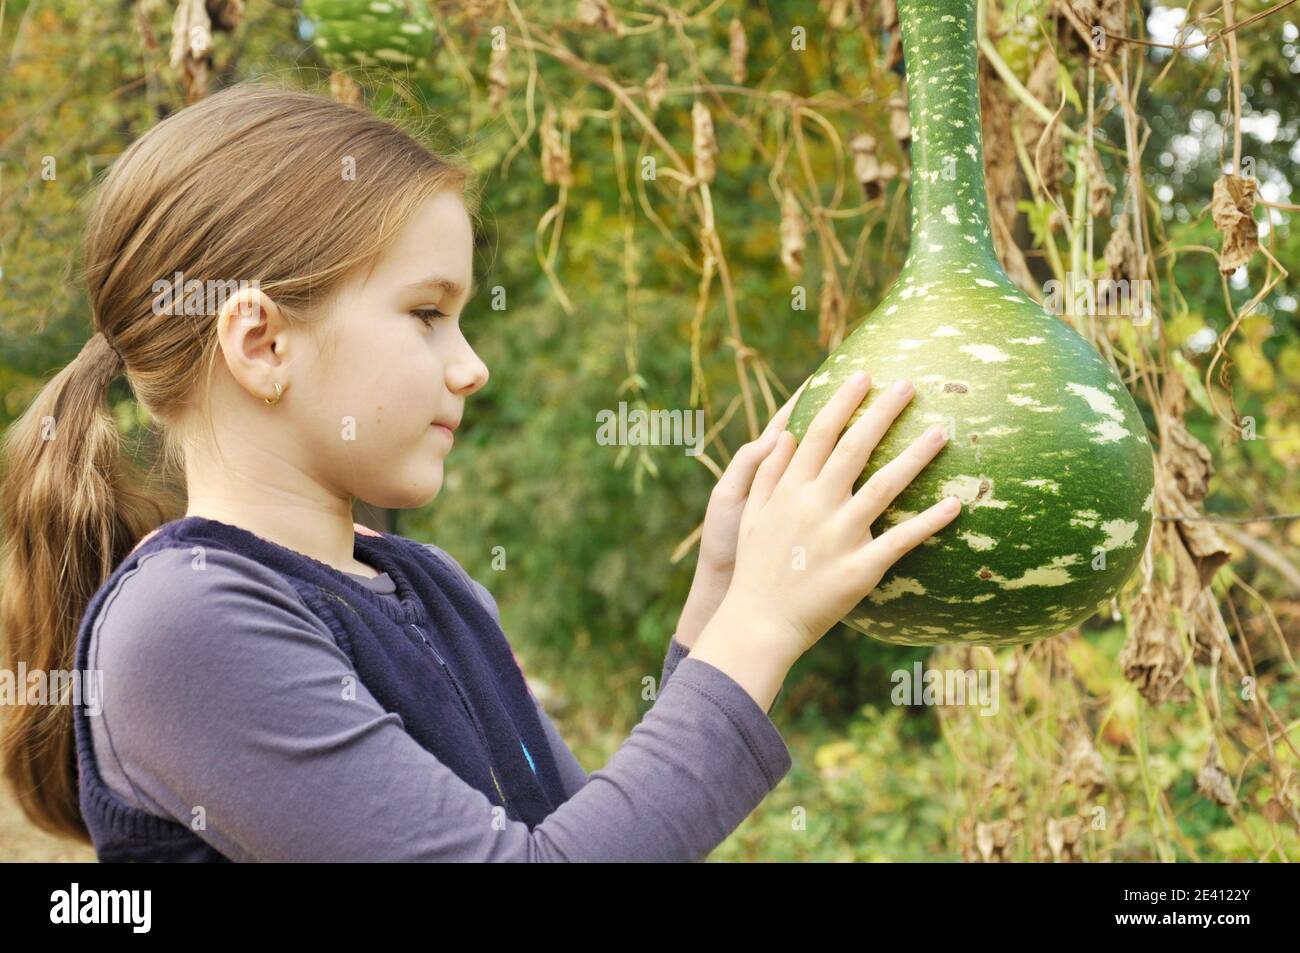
[1,0,1297,861]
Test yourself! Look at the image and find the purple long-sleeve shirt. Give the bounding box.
[84,541,792,861]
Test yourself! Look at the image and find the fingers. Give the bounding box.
[712,428,779,501]
[844,421,950,527]
[762,374,814,438]
[746,430,798,516]
[784,371,873,484]
[818,378,918,498]
[716,373,816,503]
[866,496,962,566]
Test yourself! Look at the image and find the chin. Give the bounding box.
[366,473,444,510]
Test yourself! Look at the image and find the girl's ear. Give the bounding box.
[215,288,289,405]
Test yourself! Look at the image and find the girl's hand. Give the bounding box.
[673,376,812,648]
[700,371,961,666]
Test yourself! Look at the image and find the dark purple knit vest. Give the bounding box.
[72,516,567,861]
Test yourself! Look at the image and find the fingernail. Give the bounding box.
[926,424,947,443]
[849,371,869,386]
[940,496,961,514]
[891,379,913,396]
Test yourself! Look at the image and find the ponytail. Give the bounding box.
[0,331,175,840]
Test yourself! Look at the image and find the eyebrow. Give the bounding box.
[403,274,477,299]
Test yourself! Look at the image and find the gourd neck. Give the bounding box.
[897,0,1004,277]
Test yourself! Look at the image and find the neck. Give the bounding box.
[897,0,1002,275]
[184,499,370,574]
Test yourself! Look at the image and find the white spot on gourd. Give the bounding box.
[1007,337,1045,345]
[974,278,998,288]
[941,205,959,225]
[959,344,1009,363]
[932,325,960,337]
[1021,479,1061,493]
[939,475,1009,509]
[981,554,1081,589]
[1100,518,1139,549]
[959,531,997,551]
[1065,382,1125,421]
[1070,509,1100,529]
[1087,420,1131,443]
[868,576,927,604]
[1142,489,1154,512]
[810,371,832,388]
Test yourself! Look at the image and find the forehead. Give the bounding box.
[374,190,475,292]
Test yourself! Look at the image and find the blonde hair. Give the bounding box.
[0,79,478,841]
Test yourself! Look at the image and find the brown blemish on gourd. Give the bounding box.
[978,568,993,579]
[943,381,968,394]
[974,477,991,502]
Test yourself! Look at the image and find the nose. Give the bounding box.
[448,333,489,395]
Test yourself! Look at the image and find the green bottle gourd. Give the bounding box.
[301,0,437,70]
[786,0,1155,646]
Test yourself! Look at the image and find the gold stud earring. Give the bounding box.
[265,382,283,406]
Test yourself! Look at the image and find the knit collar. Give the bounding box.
[172,516,427,625]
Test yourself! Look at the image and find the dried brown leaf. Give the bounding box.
[1196,737,1237,807]
[818,267,846,350]
[779,189,806,279]
[645,62,669,114]
[1024,47,1065,195]
[170,0,213,101]
[1211,174,1259,275]
[1087,147,1116,218]
[975,818,1016,862]
[692,101,717,186]
[729,18,748,85]
[540,104,572,188]
[1119,582,1191,705]
[1103,211,1138,283]
[1045,814,1086,862]
[576,0,626,36]
[1055,729,1107,798]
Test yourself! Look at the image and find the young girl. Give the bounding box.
[0,82,960,862]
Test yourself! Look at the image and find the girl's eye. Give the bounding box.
[412,308,449,327]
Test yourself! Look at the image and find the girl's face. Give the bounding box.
[289,189,489,509]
